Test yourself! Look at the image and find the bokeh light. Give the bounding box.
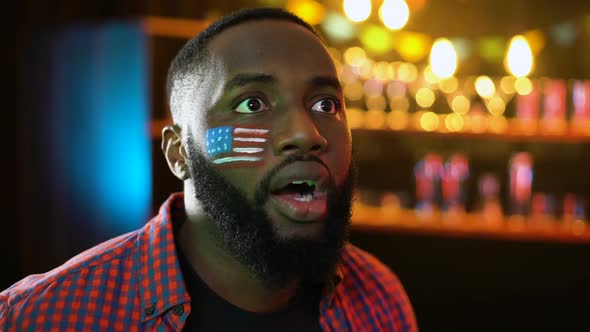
[396,32,431,62]
[360,24,394,54]
[445,113,465,132]
[379,0,410,30]
[366,95,387,111]
[343,0,371,23]
[365,109,387,129]
[439,77,459,94]
[416,87,436,108]
[397,62,419,82]
[475,75,496,98]
[364,79,384,96]
[389,96,411,111]
[286,0,325,25]
[386,80,407,97]
[344,47,367,66]
[346,107,365,128]
[321,11,356,42]
[486,96,506,116]
[419,111,440,131]
[506,35,534,77]
[387,110,409,130]
[514,77,533,95]
[429,38,458,79]
[344,81,364,101]
[451,95,471,115]
[500,76,516,94]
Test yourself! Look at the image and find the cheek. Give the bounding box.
[205,125,271,170]
[326,125,353,180]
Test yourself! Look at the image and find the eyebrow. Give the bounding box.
[224,73,342,92]
[224,73,278,91]
[308,76,342,92]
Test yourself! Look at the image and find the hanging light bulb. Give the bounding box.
[505,35,534,77]
[429,38,458,79]
[343,0,371,23]
[380,0,410,30]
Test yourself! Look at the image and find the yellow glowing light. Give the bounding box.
[500,76,516,94]
[469,111,488,133]
[523,30,545,55]
[286,0,325,25]
[387,110,409,130]
[475,76,496,98]
[365,109,387,129]
[486,96,506,116]
[429,38,458,79]
[355,59,374,79]
[389,96,410,111]
[379,0,410,30]
[451,95,471,115]
[489,115,508,133]
[439,77,459,94]
[416,88,435,108]
[506,35,534,77]
[343,0,371,23]
[514,77,533,95]
[445,113,465,132]
[344,47,367,67]
[373,61,394,80]
[339,65,357,84]
[420,111,440,131]
[346,107,365,128]
[321,12,356,42]
[396,32,431,62]
[386,81,406,97]
[366,95,387,111]
[364,79,384,96]
[397,63,418,82]
[423,65,439,84]
[344,81,364,101]
[360,25,394,54]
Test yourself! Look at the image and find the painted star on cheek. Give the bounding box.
[205,125,269,169]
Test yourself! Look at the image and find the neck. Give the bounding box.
[180,187,299,313]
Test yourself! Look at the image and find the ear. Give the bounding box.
[162,124,190,181]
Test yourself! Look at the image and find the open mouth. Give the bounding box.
[268,162,330,223]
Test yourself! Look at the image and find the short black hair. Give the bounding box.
[166,7,321,122]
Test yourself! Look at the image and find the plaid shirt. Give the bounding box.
[1,193,417,331]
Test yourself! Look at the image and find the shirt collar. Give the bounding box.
[137,192,190,322]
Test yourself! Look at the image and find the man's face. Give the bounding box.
[182,20,354,287]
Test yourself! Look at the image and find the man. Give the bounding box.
[1,8,417,331]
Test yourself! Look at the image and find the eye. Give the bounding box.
[311,98,339,114]
[234,97,269,114]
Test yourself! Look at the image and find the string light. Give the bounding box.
[379,0,410,30]
[429,38,458,79]
[343,0,371,23]
[506,35,534,77]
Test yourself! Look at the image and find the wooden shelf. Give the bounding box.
[351,205,590,244]
[151,119,590,143]
[352,120,590,144]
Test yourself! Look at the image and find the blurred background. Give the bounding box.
[9,0,590,330]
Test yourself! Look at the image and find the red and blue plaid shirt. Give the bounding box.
[1,193,417,331]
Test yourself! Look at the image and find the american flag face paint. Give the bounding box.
[205,125,269,168]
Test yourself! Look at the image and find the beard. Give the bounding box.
[185,133,356,289]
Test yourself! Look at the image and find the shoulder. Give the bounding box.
[337,243,418,331]
[340,243,403,291]
[0,230,139,315]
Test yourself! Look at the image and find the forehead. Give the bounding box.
[207,20,337,78]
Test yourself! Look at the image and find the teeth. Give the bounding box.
[291,180,316,187]
[294,193,314,202]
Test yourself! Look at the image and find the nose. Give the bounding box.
[272,108,328,156]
